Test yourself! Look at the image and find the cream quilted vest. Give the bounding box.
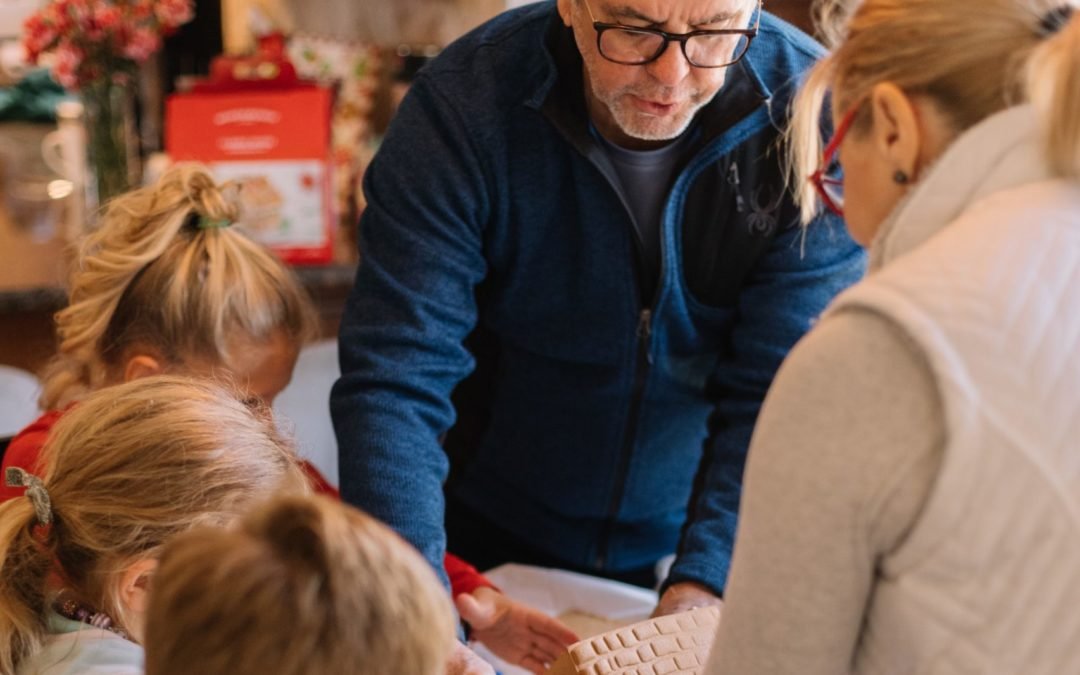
[828,106,1080,674]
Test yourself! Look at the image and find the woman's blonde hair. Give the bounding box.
[144,494,456,675]
[0,376,308,674]
[789,0,1080,223]
[40,163,318,410]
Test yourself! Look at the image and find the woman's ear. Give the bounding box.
[867,82,922,181]
[123,354,163,383]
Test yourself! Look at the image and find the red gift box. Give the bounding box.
[165,85,335,265]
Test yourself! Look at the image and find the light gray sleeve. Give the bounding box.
[706,308,945,675]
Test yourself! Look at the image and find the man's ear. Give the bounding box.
[556,0,574,27]
[123,354,163,383]
[867,82,922,181]
[118,557,158,616]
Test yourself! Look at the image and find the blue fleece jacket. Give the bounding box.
[331,1,865,595]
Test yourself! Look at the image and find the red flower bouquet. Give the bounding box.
[22,0,195,206]
[23,0,193,89]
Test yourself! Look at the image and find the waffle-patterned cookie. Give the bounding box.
[546,606,720,675]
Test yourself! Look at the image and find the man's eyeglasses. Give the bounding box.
[583,0,761,69]
[810,103,861,217]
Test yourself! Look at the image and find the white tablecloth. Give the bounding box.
[469,564,658,674]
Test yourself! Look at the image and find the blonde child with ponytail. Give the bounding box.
[41,163,316,411]
[1,163,318,502]
[0,376,307,675]
[145,494,457,675]
[705,2,1080,674]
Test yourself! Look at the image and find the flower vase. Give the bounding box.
[81,80,139,212]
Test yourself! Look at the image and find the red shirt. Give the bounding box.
[1,410,493,595]
[0,409,63,502]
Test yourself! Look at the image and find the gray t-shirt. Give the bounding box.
[596,129,698,279]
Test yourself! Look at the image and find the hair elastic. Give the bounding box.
[196,215,232,230]
[5,467,53,526]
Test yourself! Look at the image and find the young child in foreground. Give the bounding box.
[145,494,457,675]
[0,163,575,673]
[0,376,307,675]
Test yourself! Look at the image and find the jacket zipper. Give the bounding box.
[573,141,664,571]
[594,306,654,569]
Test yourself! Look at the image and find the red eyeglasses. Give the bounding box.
[809,103,861,217]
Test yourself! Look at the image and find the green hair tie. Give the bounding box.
[197,216,231,230]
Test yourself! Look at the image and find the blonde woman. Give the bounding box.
[145,494,456,675]
[0,164,574,674]
[0,377,307,674]
[706,1,1080,674]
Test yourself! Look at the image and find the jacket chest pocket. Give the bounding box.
[676,154,789,310]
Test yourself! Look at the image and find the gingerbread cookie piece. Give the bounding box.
[546,606,719,675]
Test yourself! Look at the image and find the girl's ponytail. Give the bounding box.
[39,164,316,410]
[40,165,221,409]
[0,499,54,674]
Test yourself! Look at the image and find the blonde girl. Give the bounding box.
[0,376,306,674]
[43,163,316,410]
[145,494,456,675]
[0,162,318,502]
[707,2,1080,674]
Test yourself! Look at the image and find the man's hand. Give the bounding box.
[445,641,496,675]
[653,581,724,617]
[456,587,580,674]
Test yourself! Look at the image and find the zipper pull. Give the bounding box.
[637,309,652,339]
[728,162,746,213]
[637,309,654,364]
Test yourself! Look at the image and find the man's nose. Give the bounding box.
[645,41,691,87]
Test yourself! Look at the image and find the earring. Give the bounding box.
[893,170,910,185]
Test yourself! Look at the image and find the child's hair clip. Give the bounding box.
[5,466,53,526]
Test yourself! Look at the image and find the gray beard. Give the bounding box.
[601,88,709,142]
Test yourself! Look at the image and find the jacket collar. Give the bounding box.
[527,7,771,154]
[869,105,1051,270]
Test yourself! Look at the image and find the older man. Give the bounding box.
[332,0,863,617]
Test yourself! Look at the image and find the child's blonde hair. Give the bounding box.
[40,163,318,410]
[0,376,308,674]
[144,494,456,675]
[789,0,1080,223]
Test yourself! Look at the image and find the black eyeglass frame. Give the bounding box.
[584,0,762,68]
